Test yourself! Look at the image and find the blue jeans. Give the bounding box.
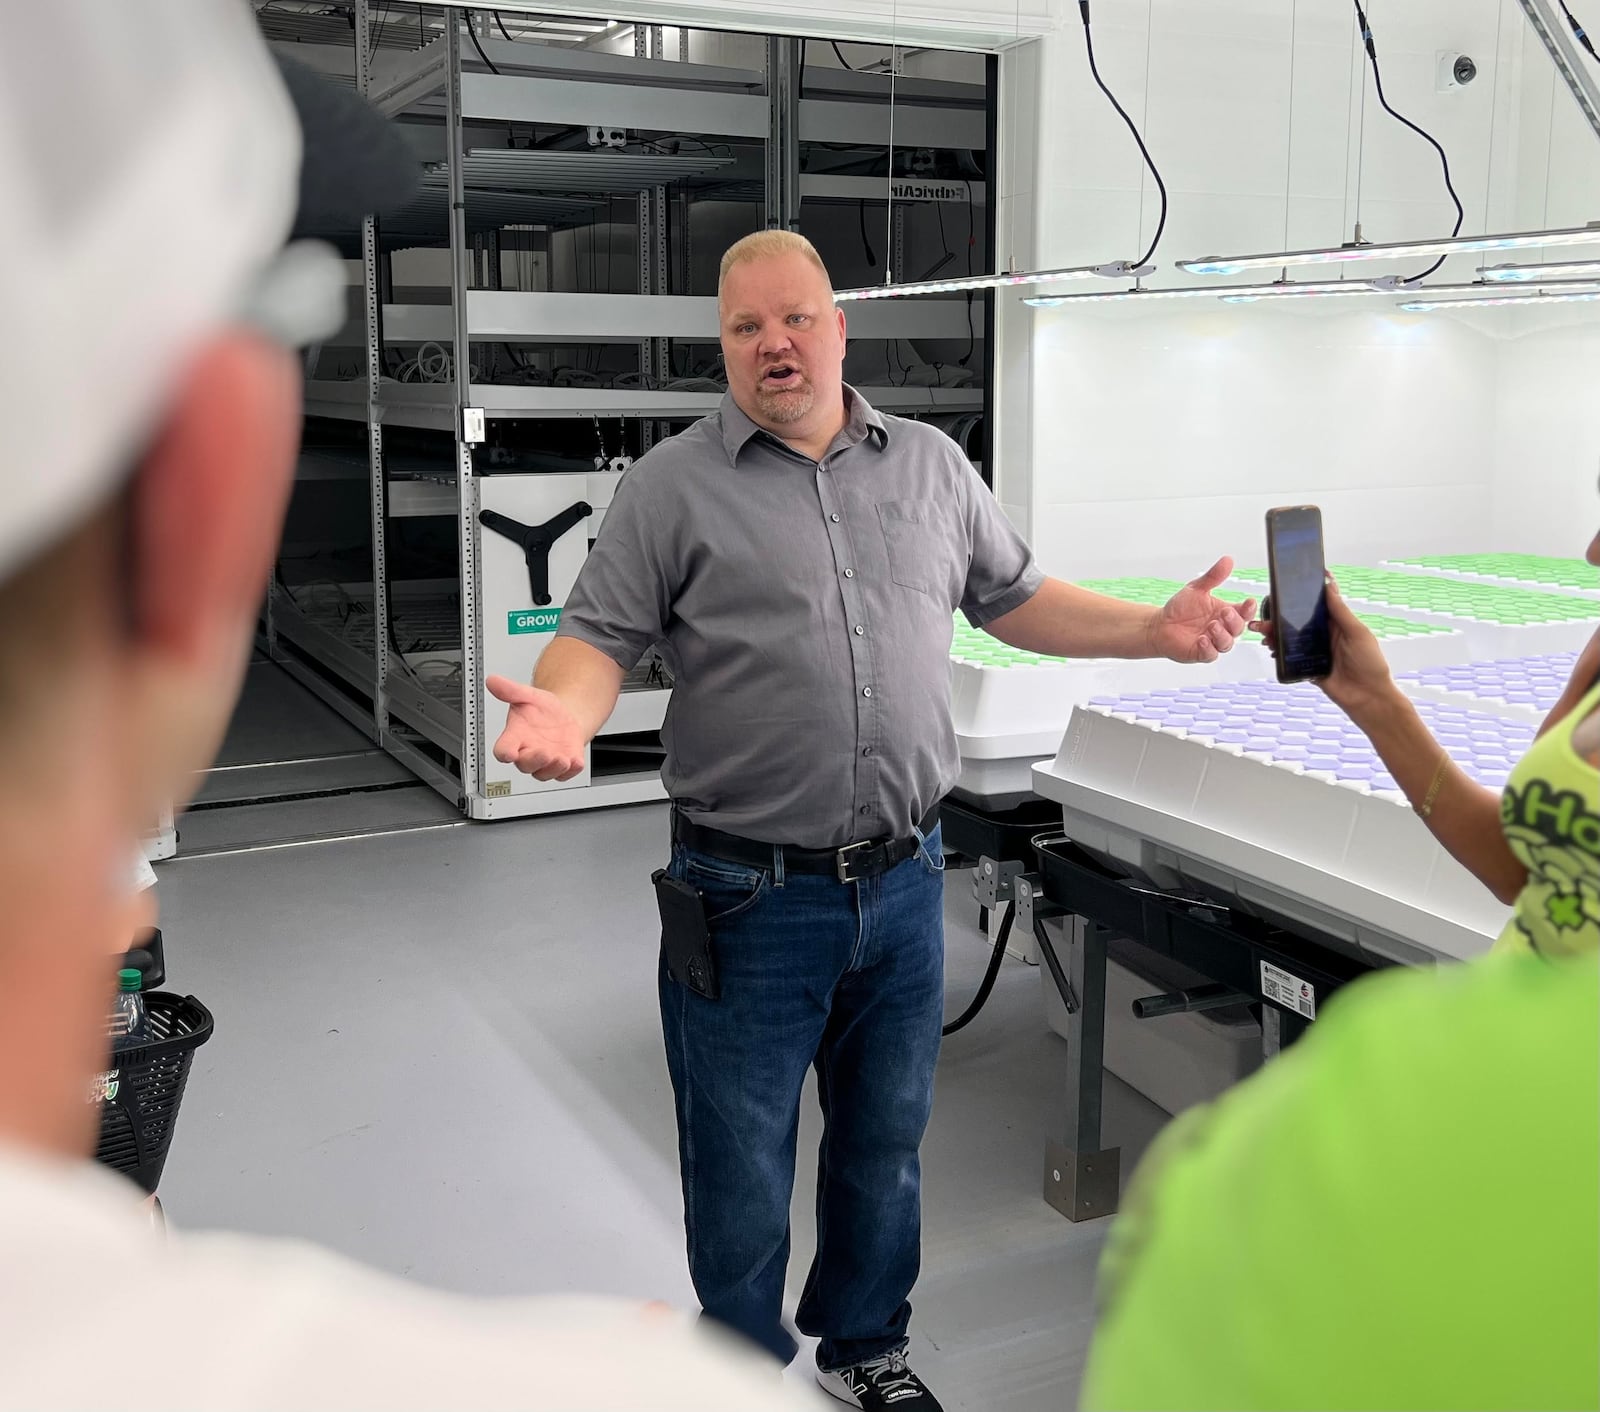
[658,824,946,1372]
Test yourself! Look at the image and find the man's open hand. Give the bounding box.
[1151,558,1258,665]
[486,675,587,781]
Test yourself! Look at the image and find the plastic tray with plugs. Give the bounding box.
[1033,680,1533,967]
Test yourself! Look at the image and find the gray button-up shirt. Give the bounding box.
[558,388,1043,848]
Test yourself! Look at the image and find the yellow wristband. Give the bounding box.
[1415,753,1450,819]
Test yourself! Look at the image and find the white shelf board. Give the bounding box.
[602,687,672,737]
[468,773,667,820]
[363,292,978,345]
[461,71,768,139]
[305,379,980,425]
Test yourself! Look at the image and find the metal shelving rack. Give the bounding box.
[263,3,994,822]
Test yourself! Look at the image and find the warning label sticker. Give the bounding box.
[1260,961,1316,1020]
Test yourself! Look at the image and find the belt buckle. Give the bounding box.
[836,840,873,883]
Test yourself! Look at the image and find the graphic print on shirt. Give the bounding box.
[1500,778,1600,945]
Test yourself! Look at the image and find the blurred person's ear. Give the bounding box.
[125,333,302,815]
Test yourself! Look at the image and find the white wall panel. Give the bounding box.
[1006,0,1600,584]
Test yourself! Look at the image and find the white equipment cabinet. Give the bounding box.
[472,473,669,816]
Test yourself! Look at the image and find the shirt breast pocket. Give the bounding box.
[877,500,949,598]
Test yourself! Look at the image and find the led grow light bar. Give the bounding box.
[833,260,1152,302]
[1176,222,1600,276]
[1389,278,1600,298]
[1024,279,1390,307]
[1399,282,1600,310]
[1481,258,1600,281]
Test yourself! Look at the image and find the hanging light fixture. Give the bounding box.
[1481,257,1600,281]
[1177,223,1600,276]
[1220,277,1402,303]
[836,261,1154,302]
[835,1,1166,303]
[1398,280,1600,310]
[1394,277,1600,298]
[1024,277,1393,307]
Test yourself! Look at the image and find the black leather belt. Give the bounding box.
[672,805,941,884]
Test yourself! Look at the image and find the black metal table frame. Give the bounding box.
[938,795,1393,1223]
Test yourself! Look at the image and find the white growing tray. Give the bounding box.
[949,627,1465,793]
[1033,685,1530,966]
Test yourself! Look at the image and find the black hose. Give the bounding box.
[943,905,1014,1036]
[1351,0,1464,282]
[1560,1,1599,60]
[1080,0,1168,270]
[468,21,501,75]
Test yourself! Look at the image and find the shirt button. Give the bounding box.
[862,686,873,698]
[843,568,855,579]
[854,625,866,636]
[859,805,872,816]
[830,513,841,523]
[862,745,874,757]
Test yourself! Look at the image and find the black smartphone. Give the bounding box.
[1264,505,1333,683]
[652,869,720,1000]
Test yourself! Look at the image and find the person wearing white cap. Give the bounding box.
[0,5,813,1407]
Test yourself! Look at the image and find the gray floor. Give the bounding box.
[179,661,464,855]
[153,804,1170,1410]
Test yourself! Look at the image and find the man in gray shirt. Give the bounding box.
[488,231,1253,1410]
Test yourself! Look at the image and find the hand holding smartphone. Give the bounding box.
[1264,505,1333,683]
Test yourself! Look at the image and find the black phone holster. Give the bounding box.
[652,869,720,1000]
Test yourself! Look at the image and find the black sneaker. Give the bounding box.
[817,1349,943,1409]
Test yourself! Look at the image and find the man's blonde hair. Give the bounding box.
[717,230,831,300]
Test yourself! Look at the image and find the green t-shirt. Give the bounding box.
[1082,952,1600,1411]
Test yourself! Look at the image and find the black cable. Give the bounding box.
[858,199,877,267]
[1351,1,1465,282]
[1079,0,1168,269]
[830,40,857,71]
[494,10,514,42]
[642,135,734,159]
[467,21,501,74]
[1560,0,1600,59]
[943,905,1015,1036]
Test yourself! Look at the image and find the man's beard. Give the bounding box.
[753,378,814,424]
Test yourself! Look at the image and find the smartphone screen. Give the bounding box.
[1266,506,1332,682]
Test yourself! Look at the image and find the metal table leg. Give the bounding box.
[1038,915,1121,1221]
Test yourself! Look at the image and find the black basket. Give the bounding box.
[95,993,213,1194]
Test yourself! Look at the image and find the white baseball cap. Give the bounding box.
[0,1,418,582]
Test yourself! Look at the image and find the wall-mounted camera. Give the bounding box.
[1436,51,1478,90]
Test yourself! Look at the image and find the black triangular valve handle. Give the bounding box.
[480,502,593,607]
